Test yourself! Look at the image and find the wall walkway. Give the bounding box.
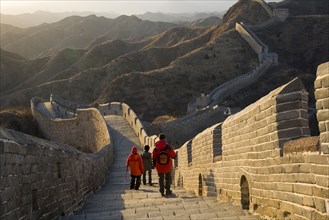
[60,115,260,220]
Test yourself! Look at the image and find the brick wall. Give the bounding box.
[174,75,329,220]
[0,128,113,220]
[315,62,329,154]
[31,98,110,153]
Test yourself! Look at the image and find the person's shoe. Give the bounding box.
[166,190,172,195]
[135,188,139,190]
[149,183,153,186]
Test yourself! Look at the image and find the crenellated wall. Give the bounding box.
[31,97,110,153]
[0,128,113,220]
[315,62,329,154]
[174,75,329,220]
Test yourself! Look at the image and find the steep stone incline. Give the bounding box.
[61,115,260,220]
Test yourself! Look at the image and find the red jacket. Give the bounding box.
[152,140,176,174]
[126,153,144,176]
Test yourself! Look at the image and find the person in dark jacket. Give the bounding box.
[141,145,153,186]
[152,134,176,196]
[126,146,144,190]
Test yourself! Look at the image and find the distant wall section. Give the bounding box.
[31,98,110,153]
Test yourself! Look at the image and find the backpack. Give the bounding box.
[156,145,170,165]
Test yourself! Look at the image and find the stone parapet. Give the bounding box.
[0,128,113,220]
[31,97,110,153]
[174,76,329,219]
[315,62,329,154]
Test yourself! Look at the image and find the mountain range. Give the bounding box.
[1,10,223,28]
[0,0,328,134]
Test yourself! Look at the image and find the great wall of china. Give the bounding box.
[1,1,328,220]
[1,61,328,219]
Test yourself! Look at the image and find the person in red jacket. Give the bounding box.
[126,146,144,190]
[152,133,176,196]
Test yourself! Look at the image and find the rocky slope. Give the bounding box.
[1,0,328,125]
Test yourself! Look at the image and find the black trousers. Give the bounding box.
[158,172,172,194]
[130,175,141,190]
[143,169,152,185]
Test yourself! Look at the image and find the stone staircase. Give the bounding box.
[61,115,260,220]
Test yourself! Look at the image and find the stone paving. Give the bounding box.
[61,115,260,220]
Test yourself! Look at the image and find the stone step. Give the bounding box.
[62,115,259,220]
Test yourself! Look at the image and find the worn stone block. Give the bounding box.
[311,164,329,175]
[316,98,329,110]
[320,132,329,144]
[280,201,294,213]
[302,196,314,207]
[320,143,329,154]
[276,110,299,122]
[312,211,329,220]
[293,183,313,195]
[319,121,329,133]
[317,110,329,122]
[315,88,329,100]
[313,186,329,199]
[314,197,326,213]
[278,128,303,140]
[315,79,322,89]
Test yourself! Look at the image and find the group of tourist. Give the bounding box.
[126,134,176,196]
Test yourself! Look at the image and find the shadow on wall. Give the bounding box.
[275,78,310,155]
[240,175,250,210]
[203,169,217,197]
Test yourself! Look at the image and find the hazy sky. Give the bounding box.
[1,0,281,15]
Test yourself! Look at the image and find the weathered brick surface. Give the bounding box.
[315,62,329,154]
[175,74,329,220]
[31,97,110,153]
[0,129,113,220]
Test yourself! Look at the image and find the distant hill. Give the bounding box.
[0,10,119,28]
[135,11,225,23]
[0,15,177,58]
[1,0,328,123]
[188,16,221,27]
